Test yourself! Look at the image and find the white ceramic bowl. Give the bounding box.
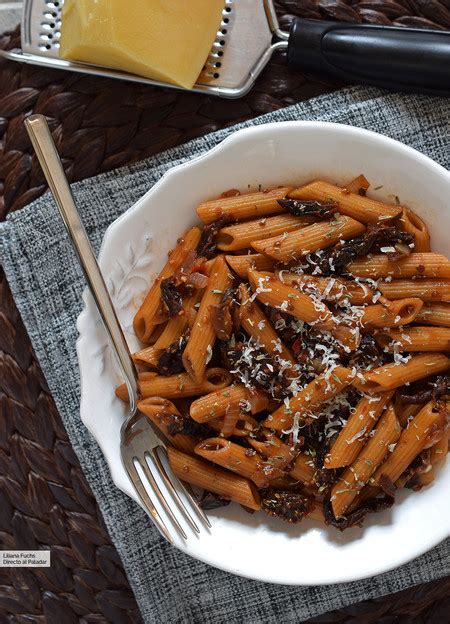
[77,121,450,585]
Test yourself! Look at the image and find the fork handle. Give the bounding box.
[287,19,450,94]
[25,114,139,412]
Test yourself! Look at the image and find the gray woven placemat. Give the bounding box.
[1,86,449,623]
[0,1,20,33]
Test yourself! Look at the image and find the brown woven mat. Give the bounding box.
[1,2,449,622]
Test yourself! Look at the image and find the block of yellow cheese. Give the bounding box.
[59,0,224,89]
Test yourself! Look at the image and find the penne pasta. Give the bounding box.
[331,404,401,518]
[225,253,274,278]
[195,438,284,487]
[289,452,315,485]
[344,174,370,195]
[398,207,430,252]
[189,384,268,423]
[263,367,354,431]
[247,271,357,349]
[394,400,422,428]
[119,174,449,528]
[133,226,201,342]
[251,215,365,263]
[379,279,450,302]
[248,430,298,470]
[116,367,232,401]
[360,298,423,329]
[145,323,167,345]
[268,477,298,489]
[371,400,447,486]
[309,504,326,522]
[196,187,292,224]
[430,430,449,464]
[238,283,297,372]
[415,303,450,328]
[209,413,260,438]
[393,458,432,489]
[412,470,435,488]
[133,291,203,367]
[217,214,314,252]
[167,446,261,510]
[325,391,394,469]
[220,401,240,438]
[346,483,380,513]
[138,397,197,454]
[158,290,204,346]
[277,272,374,305]
[347,253,450,280]
[375,357,450,397]
[289,180,402,224]
[248,270,334,328]
[182,255,232,384]
[133,344,160,368]
[151,310,189,351]
[353,353,450,394]
[375,326,450,352]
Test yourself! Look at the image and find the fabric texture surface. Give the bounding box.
[0,1,21,33]
[0,86,449,623]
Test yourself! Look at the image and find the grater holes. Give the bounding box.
[201,0,232,82]
[39,0,63,54]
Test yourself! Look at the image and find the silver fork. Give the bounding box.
[25,114,210,545]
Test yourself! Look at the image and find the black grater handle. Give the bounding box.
[287,18,450,94]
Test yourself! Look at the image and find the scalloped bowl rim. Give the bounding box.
[76,121,450,585]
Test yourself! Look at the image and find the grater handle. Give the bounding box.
[287,19,450,94]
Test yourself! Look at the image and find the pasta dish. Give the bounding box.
[116,176,449,529]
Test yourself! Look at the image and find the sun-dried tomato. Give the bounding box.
[261,489,315,523]
[278,198,338,219]
[160,277,183,318]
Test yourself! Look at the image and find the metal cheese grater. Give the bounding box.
[1,0,449,97]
